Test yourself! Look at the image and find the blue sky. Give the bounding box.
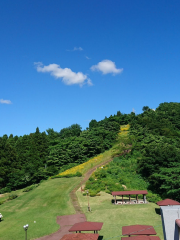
[1,0,180,136]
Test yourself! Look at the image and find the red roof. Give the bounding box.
[112,190,148,196]
[61,233,99,240]
[121,236,160,240]
[156,199,180,206]
[122,225,156,236]
[69,222,103,232]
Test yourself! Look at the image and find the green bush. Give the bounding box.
[89,176,94,181]
[0,200,6,205]
[51,175,63,179]
[146,192,162,203]
[89,190,98,197]
[8,194,18,200]
[85,152,150,195]
[0,187,11,194]
[76,172,82,177]
[23,184,39,192]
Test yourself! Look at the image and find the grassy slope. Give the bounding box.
[0,125,163,239]
[77,191,164,240]
[0,178,81,240]
[0,146,118,240]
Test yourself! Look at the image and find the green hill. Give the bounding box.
[1,102,180,239]
[0,178,80,240]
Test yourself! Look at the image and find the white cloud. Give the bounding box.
[85,56,91,60]
[0,99,12,104]
[66,47,83,51]
[90,59,123,75]
[34,62,92,86]
[73,47,83,51]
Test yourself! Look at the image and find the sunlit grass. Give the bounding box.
[0,178,81,240]
[77,190,164,240]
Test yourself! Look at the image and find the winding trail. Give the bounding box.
[35,149,132,239]
[35,158,113,240]
[69,157,114,214]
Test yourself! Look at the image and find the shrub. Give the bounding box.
[0,200,6,205]
[23,184,39,192]
[89,176,94,181]
[8,193,18,200]
[51,175,63,179]
[0,187,11,194]
[146,192,162,203]
[76,172,82,177]
[89,190,98,197]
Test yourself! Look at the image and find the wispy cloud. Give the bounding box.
[73,47,83,51]
[85,56,91,60]
[0,99,12,104]
[34,62,92,86]
[66,47,83,52]
[90,60,123,75]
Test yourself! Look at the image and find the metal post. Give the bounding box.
[23,224,29,240]
[87,191,90,211]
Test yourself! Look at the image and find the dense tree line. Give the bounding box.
[130,102,180,200]
[1,102,180,200]
[0,113,130,192]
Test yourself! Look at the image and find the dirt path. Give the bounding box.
[35,156,115,240]
[70,148,131,214]
[70,157,114,214]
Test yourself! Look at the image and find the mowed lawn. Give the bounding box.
[77,191,164,240]
[0,177,81,240]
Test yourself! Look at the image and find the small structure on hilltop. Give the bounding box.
[69,221,103,234]
[112,190,148,204]
[122,225,157,237]
[61,233,99,240]
[156,198,180,206]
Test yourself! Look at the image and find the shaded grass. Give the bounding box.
[0,178,81,240]
[77,191,164,240]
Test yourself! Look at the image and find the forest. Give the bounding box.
[1,102,180,201]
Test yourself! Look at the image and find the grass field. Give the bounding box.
[77,190,164,240]
[0,178,81,240]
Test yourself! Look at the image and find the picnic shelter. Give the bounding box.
[112,190,148,204]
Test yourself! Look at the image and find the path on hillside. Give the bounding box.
[35,150,130,240]
[35,158,113,240]
[70,148,131,214]
[69,157,114,214]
